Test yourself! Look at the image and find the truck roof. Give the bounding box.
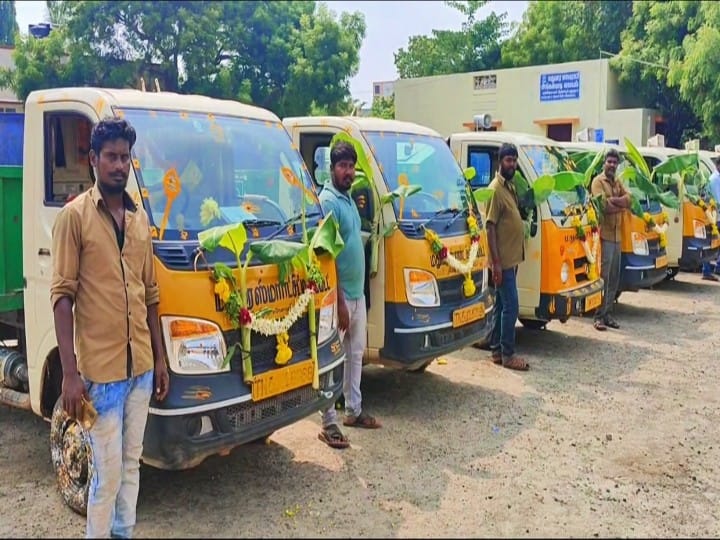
[450,130,562,147]
[283,116,441,137]
[561,141,625,152]
[26,87,281,122]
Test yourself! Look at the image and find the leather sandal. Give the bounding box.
[502,355,529,371]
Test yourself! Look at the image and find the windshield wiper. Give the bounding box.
[418,208,459,230]
[265,211,323,241]
[444,206,470,230]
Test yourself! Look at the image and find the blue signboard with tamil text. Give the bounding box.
[539,71,580,102]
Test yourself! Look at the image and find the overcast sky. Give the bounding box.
[14,0,528,101]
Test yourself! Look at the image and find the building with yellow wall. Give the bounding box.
[393,58,662,146]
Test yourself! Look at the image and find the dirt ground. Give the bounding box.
[2,272,720,538]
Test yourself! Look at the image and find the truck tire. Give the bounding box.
[519,318,548,330]
[50,397,92,516]
[407,359,434,373]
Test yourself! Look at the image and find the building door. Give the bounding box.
[546,123,573,142]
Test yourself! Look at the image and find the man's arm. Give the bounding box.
[50,208,88,420]
[141,214,168,401]
[609,181,631,209]
[484,191,504,286]
[591,177,623,214]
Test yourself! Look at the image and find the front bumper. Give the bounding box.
[380,290,494,369]
[535,278,605,320]
[141,358,343,470]
[679,237,720,269]
[619,252,667,291]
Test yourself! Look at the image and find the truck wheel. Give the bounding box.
[407,359,434,373]
[665,267,679,280]
[50,397,92,516]
[519,319,548,330]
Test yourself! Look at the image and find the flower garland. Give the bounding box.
[573,205,600,280]
[643,211,669,249]
[700,198,718,228]
[424,215,481,297]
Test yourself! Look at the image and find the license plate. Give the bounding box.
[452,303,486,328]
[584,291,602,312]
[655,255,668,269]
[251,359,314,402]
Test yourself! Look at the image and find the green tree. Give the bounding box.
[612,1,703,148]
[394,1,508,78]
[370,95,394,119]
[1,1,365,116]
[500,0,632,68]
[46,1,75,25]
[667,2,720,144]
[0,0,18,46]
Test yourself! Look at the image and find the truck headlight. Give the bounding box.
[631,232,649,256]
[161,317,228,375]
[560,261,570,284]
[404,268,440,307]
[317,288,337,344]
[693,219,707,239]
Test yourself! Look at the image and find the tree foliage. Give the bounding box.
[0,0,18,46]
[500,1,632,67]
[370,95,394,120]
[1,1,365,117]
[394,1,508,78]
[611,1,704,147]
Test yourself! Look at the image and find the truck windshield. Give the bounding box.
[522,144,583,217]
[363,131,473,219]
[118,108,321,240]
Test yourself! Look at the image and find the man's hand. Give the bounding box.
[492,261,503,287]
[338,298,350,332]
[154,359,170,401]
[62,371,89,421]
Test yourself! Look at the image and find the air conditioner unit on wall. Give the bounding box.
[647,134,665,147]
[576,127,595,142]
[684,139,700,152]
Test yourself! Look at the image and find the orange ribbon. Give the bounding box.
[159,168,182,240]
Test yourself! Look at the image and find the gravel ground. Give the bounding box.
[1,272,719,538]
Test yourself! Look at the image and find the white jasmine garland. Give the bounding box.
[706,209,717,224]
[581,232,600,265]
[653,222,669,235]
[247,288,314,336]
[444,241,480,275]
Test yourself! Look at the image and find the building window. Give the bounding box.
[473,74,497,91]
[374,84,381,96]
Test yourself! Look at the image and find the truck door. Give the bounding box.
[462,142,542,316]
[24,103,99,396]
[288,124,383,357]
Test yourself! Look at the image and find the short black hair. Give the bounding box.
[90,117,137,155]
[330,141,357,167]
[605,148,620,162]
[498,143,518,160]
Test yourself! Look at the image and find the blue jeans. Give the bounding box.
[490,267,519,359]
[702,261,715,277]
[84,370,153,539]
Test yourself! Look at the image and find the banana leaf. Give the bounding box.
[513,170,531,201]
[624,137,652,178]
[198,223,248,256]
[463,166,476,181]
[212,262,235,283]
[654,153,698,179]
[350,171,371,193]
[308,211,345,259]
[379,184,422,205]
[569,150,599,174]
[552,171,585,192]
[473,187,495,204]
[532,174,556,205]
[629,195,644,218]
[583,151,605,187]
[249,239,306,264]
[331,131,374,183]
[656,190,680,209]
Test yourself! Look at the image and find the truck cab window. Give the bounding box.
[467,147,495,189]
[44,112,93,206]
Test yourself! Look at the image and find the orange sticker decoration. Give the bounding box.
[133,158,141,170]
[115,109,126,119]
[179,111,189,120]
[210,122,225,143]
[251,227,260,238]
[150,226,159,238]
[180,230,189,240]
[158,168,182,240]
[398,173,410,186]
[242,201,261,214]
[141,187,150,199]
[94,98,106,116]
[411,208,420,218]
[280,167,319,204]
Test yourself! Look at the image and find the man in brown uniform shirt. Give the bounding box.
[590,148,631,331]
[51,118,169,538]
[485,143,529,371]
